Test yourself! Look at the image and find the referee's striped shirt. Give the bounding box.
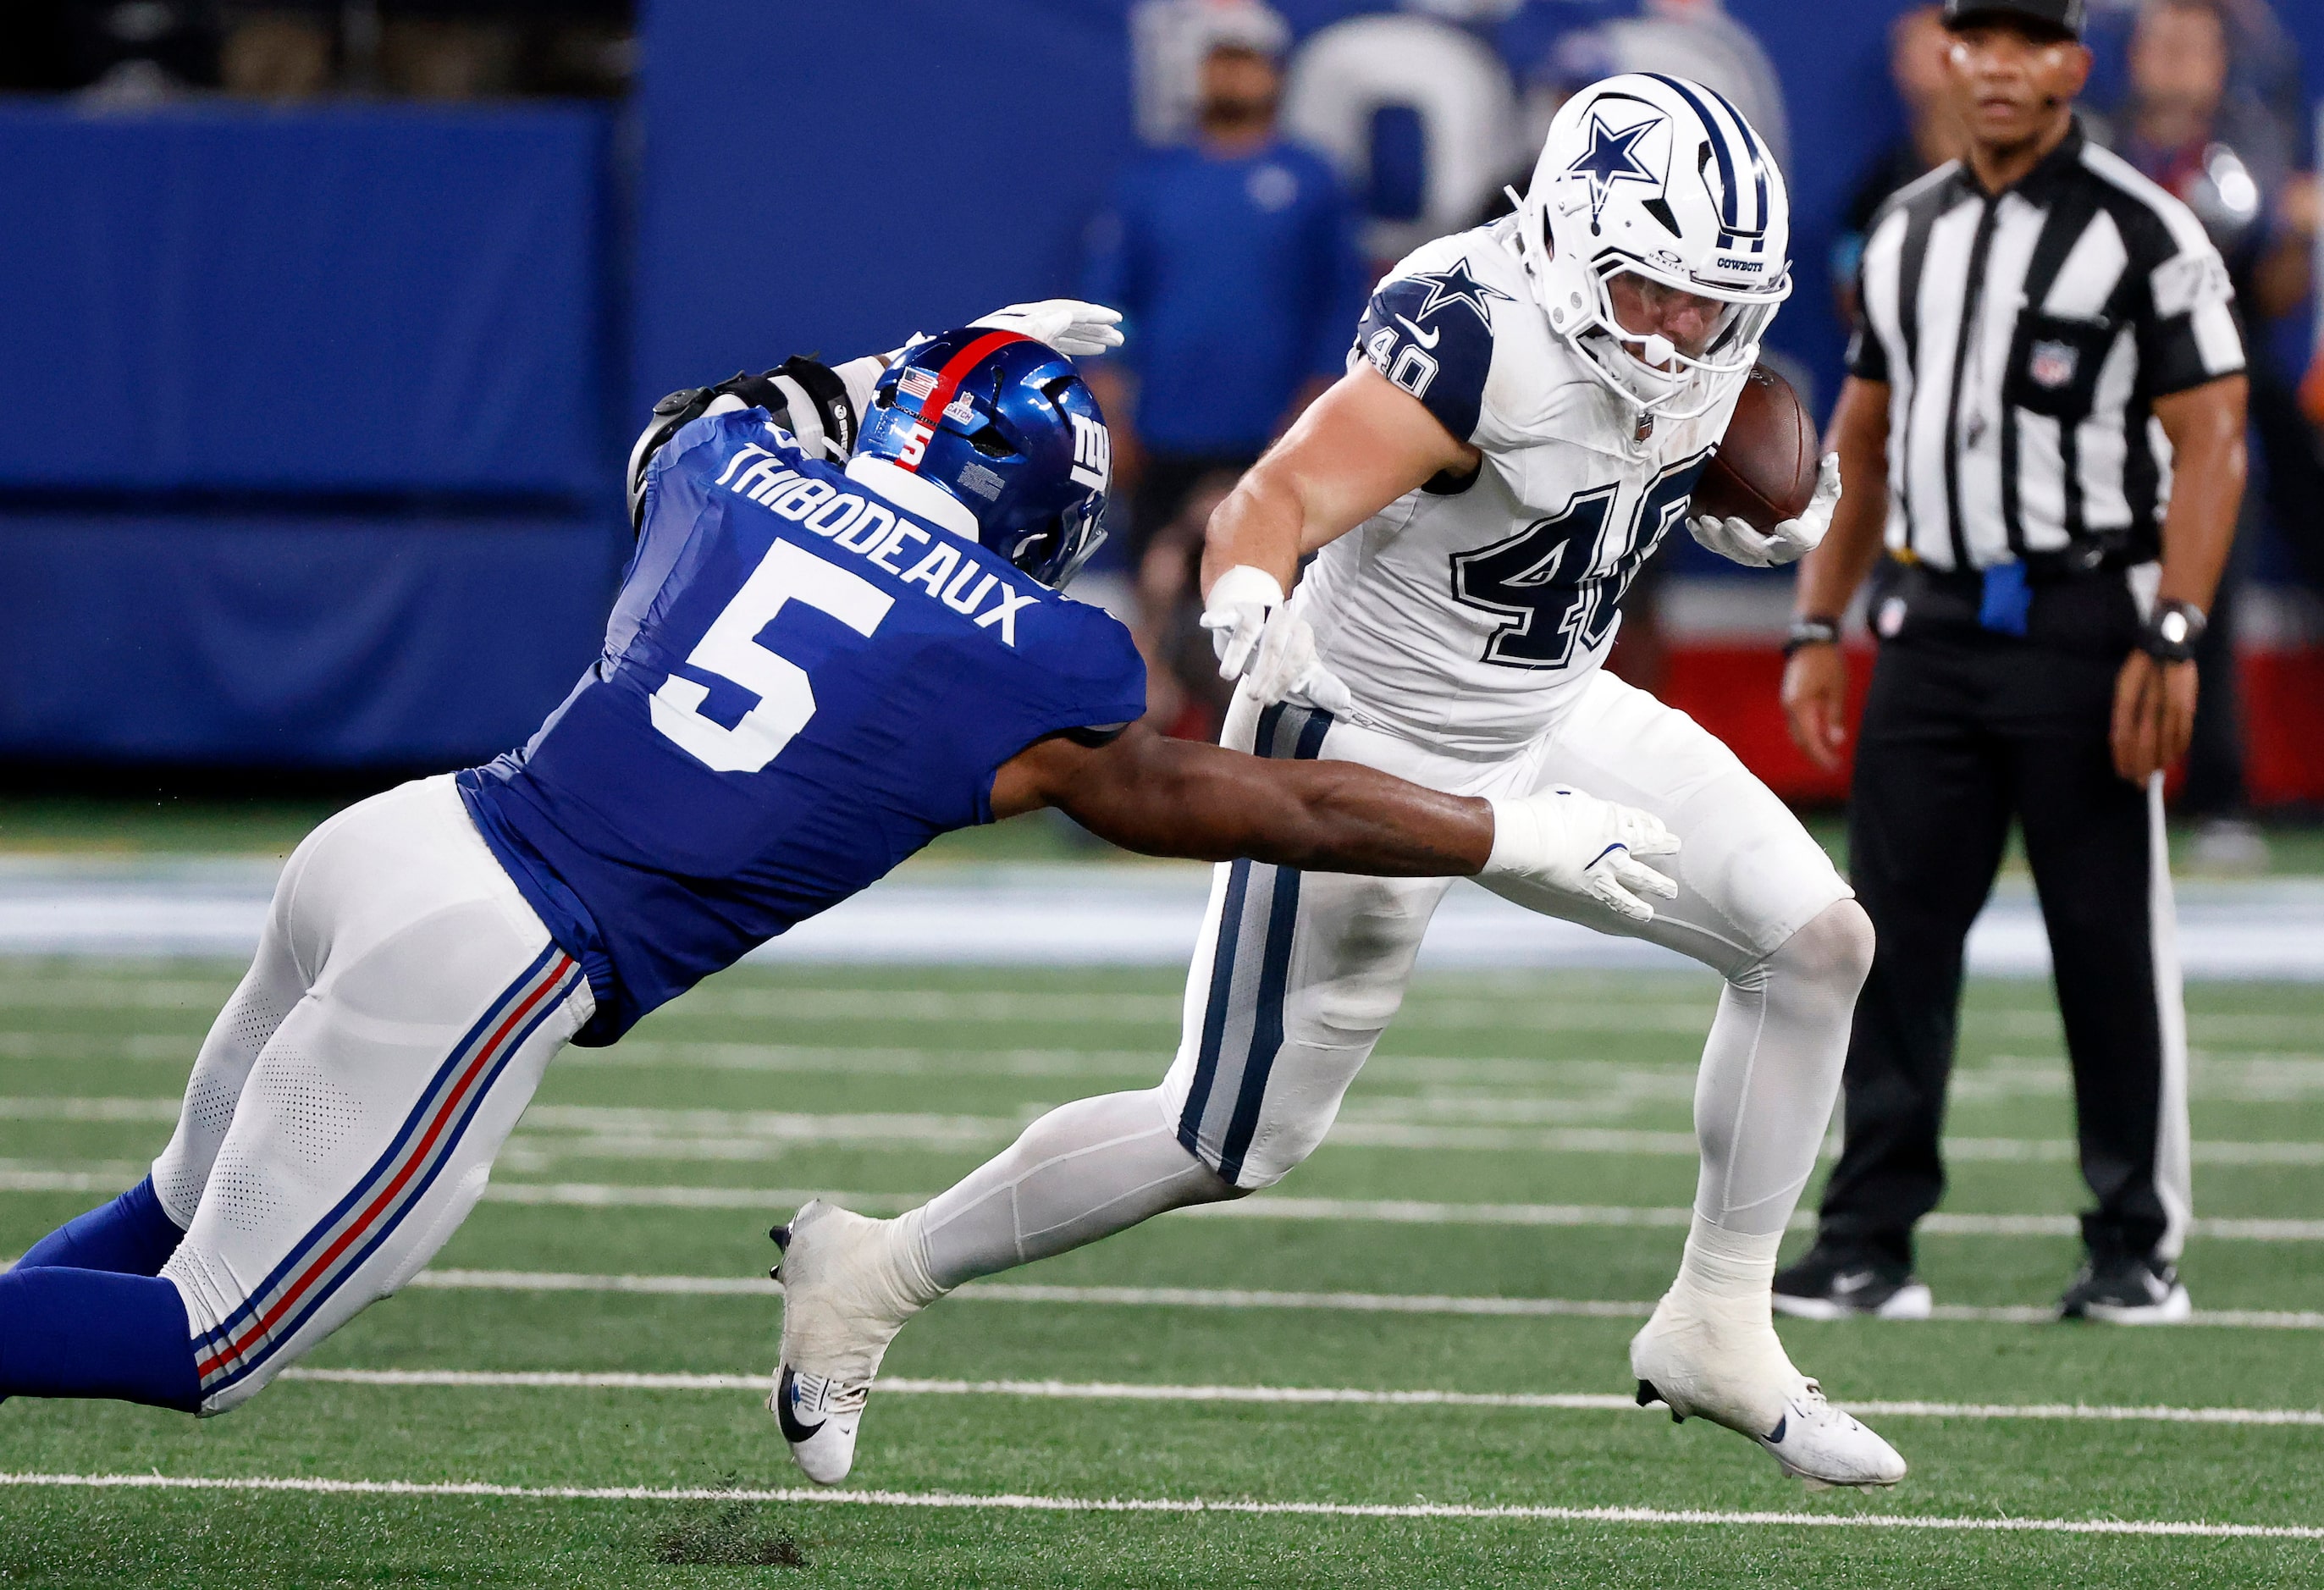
[1850,121,2244,573]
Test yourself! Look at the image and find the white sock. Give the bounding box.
[1691,900,1873,1235]
[1671,1217,1781,1316]
[913,1087,1238,1290]
[885,1206,948,1311]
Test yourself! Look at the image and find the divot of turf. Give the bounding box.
[649,1476,809,1569]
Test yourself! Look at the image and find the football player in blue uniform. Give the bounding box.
[0,304,1676,1422]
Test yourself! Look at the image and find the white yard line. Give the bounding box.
[0,1470,2314,1539]
[3,1151,2317,1239]
[504,1122,2324,1167]
[8,1092,2324,1164]
[477,1182,924,1214]
[270,1366,2324,1427]
[405,1269,2324,1332]
[0,1162,155,1193]
[470,1181,2324,1239]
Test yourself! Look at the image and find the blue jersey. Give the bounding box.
[459,411,1145,1045]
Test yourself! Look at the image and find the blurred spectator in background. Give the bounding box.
[1082,1,1366,733]
[61,1,220,100]
[1503,0,1787,169]
[27,2,637,100]
[2111,0,2319,868]
[1833,6,1965,326]
[219,7,334,97]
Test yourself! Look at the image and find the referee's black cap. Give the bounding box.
[1941,0,2085,41]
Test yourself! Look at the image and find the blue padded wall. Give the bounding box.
[0,102,611,497]
[0,514,621,767]
[632,0,1139,415]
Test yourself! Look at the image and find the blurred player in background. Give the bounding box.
[0,306,1664,1422]
[1833,5,1967,328]
[775,75,1910,1493]
[1082,1,1367,733]
[2114,0,2319,870]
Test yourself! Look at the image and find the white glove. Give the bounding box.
[1481,788,1681,925]
[1246,605,1354,713]
[1687,453,1841,569]
[1201,564,1284,679]
[1200,565,1352,711]
[969,300,1125,359]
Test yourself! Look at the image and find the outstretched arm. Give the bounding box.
[990,724,1682,922]
[991,721,1489,875]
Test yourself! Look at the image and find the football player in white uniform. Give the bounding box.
[772,76,1905,1490]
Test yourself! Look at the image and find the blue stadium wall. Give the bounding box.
[0,103,626,769]
[3,2,2318,767]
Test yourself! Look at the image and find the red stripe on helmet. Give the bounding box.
[901,329,1026,472]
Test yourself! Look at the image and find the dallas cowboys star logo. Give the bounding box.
[1565,110,1664,229]
[1408,259,1511,328]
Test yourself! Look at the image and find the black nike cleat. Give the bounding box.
[2059,1250,2190,1324]
[1771,1243,1932,1322]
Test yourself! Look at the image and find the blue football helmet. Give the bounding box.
[853,328,1112,588]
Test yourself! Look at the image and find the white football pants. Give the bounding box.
[918,670,1869,1289]
[1166,671,1859,1194]
[150,776,593,1413]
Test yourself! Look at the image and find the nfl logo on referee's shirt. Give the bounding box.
[2029,340,2078,389]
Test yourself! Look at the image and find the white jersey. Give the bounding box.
[1297,218,1742,755]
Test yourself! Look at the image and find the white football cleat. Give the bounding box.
[1631,1292,1907,1490]
[768,1199,935,1485]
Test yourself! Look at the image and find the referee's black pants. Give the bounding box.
[1815,573,2189,1270]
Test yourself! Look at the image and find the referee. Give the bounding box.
[1775,0,2247,1323]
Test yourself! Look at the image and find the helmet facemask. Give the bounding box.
[1573,253,1787,421]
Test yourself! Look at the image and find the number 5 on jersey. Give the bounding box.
[650,540,894,773]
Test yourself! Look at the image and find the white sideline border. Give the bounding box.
[0,1471,2316,1540]
[273,1366,2324,1427]
[404,1269,2324,1333]
[0,864,2320,980]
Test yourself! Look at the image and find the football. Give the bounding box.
[1694,362,1819,531]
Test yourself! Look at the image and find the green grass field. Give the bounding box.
[0,958,2318,1587]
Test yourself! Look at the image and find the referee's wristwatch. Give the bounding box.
[2139,599,2206,665]
[1784,616,1842,656]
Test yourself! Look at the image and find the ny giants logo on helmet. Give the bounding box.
[1068,413,1111,491]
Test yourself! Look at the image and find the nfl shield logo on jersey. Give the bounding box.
[2029,340,2078,389]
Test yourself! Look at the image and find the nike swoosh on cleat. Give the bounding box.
[774,1367,824,1443]
[1764,1414,1787,1443]
[1394,315,1441,350]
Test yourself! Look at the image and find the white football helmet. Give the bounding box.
[1515,73,1791,423]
